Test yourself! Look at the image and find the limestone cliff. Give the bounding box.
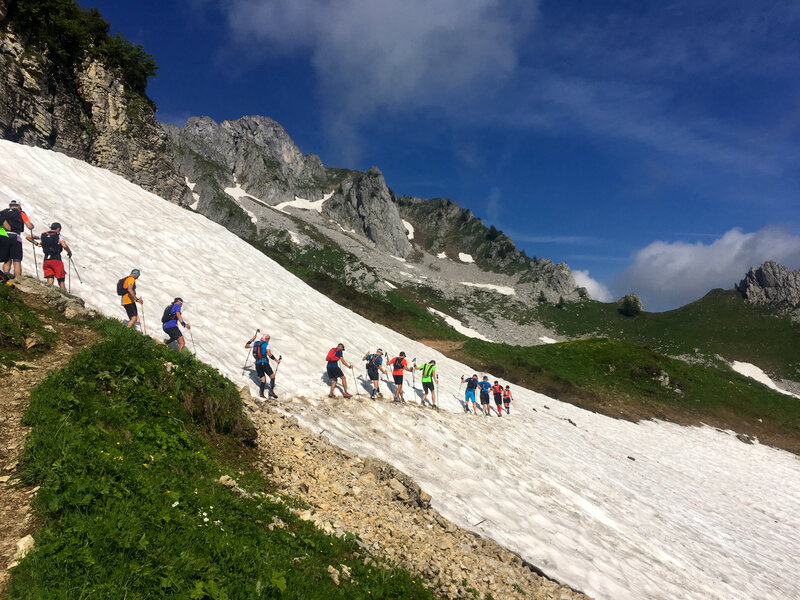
[736,261,800,310]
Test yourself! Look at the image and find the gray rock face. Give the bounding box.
[0,11,189,205]
[323,167,412,257]
[736,261,800,307]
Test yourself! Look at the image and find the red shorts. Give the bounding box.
[43,259,66,280]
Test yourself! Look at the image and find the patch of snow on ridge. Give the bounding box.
[437,251,447,259]
[185,177,200,210]
[223,184,258,225]
[539,336,557,344]
[274,191,334,213]
[731,361,800,399]
[427,307,490,341]
[390,255,406,263]
[288,230,302,245]
[458,252,474,263]
[184,177,197,191]
[3,140,800,600]
[383,280,397,290]
[401,219,414,240]
[460,282,515,296]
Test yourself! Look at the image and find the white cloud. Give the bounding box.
[615,226,800,311]
[572,269,613,302]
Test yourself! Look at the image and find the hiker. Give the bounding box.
[362,349,387,399]
[417,360,438,408]
[1,199,34,279]
[478,376,492,416]
[388,351,413,403]
[245,332,281,399]
[503,385,513,415]
[326,343,353,398]
[162,297,191,352]
[30,222,72,290]
[118,268,143,328]
[461,374,479,415]
[492,380,504,416]
[0,223,10,279]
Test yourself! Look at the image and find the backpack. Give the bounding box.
[0,208,23,233]
[161,303,175,324]
[116,277,129,296]
[367,354,381,369]
[393,357,404,370]
[0,270,10,284]
[325,347,339,362]
[40,231,61,259]
[252,340,268,360]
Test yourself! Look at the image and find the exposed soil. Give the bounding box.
[0,288,98,597]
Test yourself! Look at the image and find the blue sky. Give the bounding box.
[90,0,799,309]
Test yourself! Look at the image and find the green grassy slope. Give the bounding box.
[9,320,434,599]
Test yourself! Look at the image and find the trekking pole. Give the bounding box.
[67,258,71,293]
[412,359,417,402]
[188,328,197,355]
[69,257,83,283]
[140,303,148,335]
[350,365,361,399]
[242,329,259,375]
[30,239,39,280]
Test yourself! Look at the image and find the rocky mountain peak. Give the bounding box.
[736,261,800,308]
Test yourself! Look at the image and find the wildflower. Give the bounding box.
[172,501,179,508]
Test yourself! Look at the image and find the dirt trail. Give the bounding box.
[0,289,98,596]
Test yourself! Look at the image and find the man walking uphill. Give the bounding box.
[389,352,413,403]
[326,343,353,398]
[118,268,143,328]
[363,349,387,399]
[245,332,281,399]
[417,360,438,408]
[32,222,72,290]
[1,199,34,279]
[162,298,191,352]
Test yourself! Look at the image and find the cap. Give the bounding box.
[50,222,61,230]
[9,199,20,206]
[131,268,141,276]
[399,351,406,357]
[173,297,183,303]
[260,334,270,341]
[483,375,489,379]
[376,348,383,354]
[337,343,345,350]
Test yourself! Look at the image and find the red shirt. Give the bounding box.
[390,357,407,376]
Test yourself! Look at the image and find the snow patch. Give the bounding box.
[427,307,490,341]
[731,361,800,398]
[539,336,558,344]
[184,177,197,191]
[274,191,334,213]
[390,255,406,263]
[437,251,447,259]
[3,140,799,600]
[460,282,516,296]
[288,230,302,245]
[458,253,474,263]
[224,184,258,225]
[401,219,415,240]
[185,177,200,210]
[384,280,397,290]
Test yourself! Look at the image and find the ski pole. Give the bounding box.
[242,328,259,375]
[350,365,361,399]
[30,239,39,280]
[69,257,83,283]
[67,258,71,293]
[411,359,417,402]
[140,303,147,335]
[188,328,197,355]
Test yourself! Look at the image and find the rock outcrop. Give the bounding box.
[0,2,189,205]
[736,261,800,309]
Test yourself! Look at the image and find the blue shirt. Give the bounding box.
[366,354,383,369]
[252,340,270,363]
[466,378,479,390]
[478,380,492,393]
[163,303,182,330]
[327,349,343,369]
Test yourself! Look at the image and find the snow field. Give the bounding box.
[459,281,516,295]
[731,361,800,399]
[1,141,798,600]
[274,191,333,213]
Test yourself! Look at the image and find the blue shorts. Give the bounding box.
[465,389,476,403]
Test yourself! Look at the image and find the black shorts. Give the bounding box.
[367,368,379,381]
[124,303,138,318]
[327,366,344,380]
[422,381,434,393]
[255,362,274,378]
[164,326,182,343]
[480,392,490,405]
[393,374,403,385]
[7,236,22,262]
[494,393,503,405]
[503,396,511,404]
[0,236,10,263]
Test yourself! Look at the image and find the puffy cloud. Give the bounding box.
[615,227,800,311]
[572,269,613,302]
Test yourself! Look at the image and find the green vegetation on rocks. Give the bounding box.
[0,284,56,366]
[9,320,434,599]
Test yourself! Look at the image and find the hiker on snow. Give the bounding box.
[1,199,34,279]
[478,375,492,416]
[162,297,191,352]
[245,332,281,399]
[503,385,513,414]
[389,352,413,403]
[492,380,504,416]
[118,268,143,328]
[362,349,387,399]
[461,374,479,415]
[30,222,72,290]
[417,360,438,408]
[326,343,353,398]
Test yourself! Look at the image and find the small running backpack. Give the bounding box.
[0,208,23,233]
[40,231,61,259]
[393,357,404,370]
[252,340,268,360]
[116,278,128,296]
[325,348,339,362]
[367,354,381,369]
[161,303,175,324]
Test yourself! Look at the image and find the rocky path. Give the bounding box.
[0,282,98,597]
[246,392,591,600]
